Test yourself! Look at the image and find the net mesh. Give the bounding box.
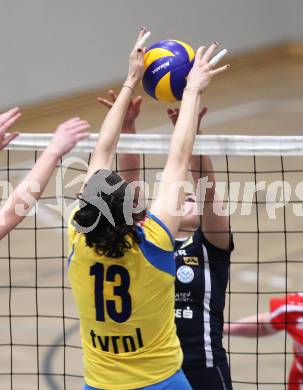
[1,134,303,390]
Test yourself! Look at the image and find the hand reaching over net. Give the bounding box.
[0,107,21,150]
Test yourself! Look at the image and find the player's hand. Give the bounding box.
[0,107,21,150]
[48,117,90,157]
[126,27,150,88]
[186,43,230,93]
[98,89,143,129]
[167,107,208,131]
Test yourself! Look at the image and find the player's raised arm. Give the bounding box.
[83,28,150,186]
[0,107,21,150]
[0,118,90,240]
[97,89,141,184]
[223,313,277,337]
[167,106,231,249]
[150,43,230,239]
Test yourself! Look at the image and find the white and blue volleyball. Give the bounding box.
[143,40,195,103]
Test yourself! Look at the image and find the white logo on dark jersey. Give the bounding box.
[177,265,194,284]
[183,307,193,319]
[174,307,193,319]
[175,292,192,303]
[178,250,187,256]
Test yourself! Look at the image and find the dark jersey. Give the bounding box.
[174,228,233,369]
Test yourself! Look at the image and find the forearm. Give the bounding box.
[118,123,140,183]
[191,154,215,199]
[89,80,136,172]
[169,89,201,165]
[0,149,59,239]
[192,152,231,249]
[225,313,277,337]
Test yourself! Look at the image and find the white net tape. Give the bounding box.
[6,133,303,156]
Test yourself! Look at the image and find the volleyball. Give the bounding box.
[143,39,195,103]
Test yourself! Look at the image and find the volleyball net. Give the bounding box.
[1,134,303,389]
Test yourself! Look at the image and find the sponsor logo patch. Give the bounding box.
[183,257,199,266]
[174,306,193,319]
[175,292,192,303]
[177,265,194,284]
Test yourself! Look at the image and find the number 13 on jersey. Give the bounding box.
[90,263,132,323]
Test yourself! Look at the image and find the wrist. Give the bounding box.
[45,143,63,160]
[124,76,139,89]
[183,86,203,95]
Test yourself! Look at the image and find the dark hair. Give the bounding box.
[73,170,146,258]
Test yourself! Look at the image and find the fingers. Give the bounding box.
[167,108,180,125]
[209,49,228,66]
[195,43,228,68]
[51,118,90,156]
[56,118,90,132]
[0,107,20,124]
[68,118,87,126]
[0,108,22,133]
[135,30,151,51]
[0,107,21,150]
[135,26,147,46]
[167,109,174,122]
[197,107,208,134]
[167,109,174,116]
[61,117,81,126]
[0,113,21,133]
[69,120,90,132]
[202,42,219,64]
[133,95,143,108]
[71,128,90,137]
[210,64,230,76]
[97,97,113,109]
[167,108,179,115]
[0,132,19,149]
[128,27,150,84]
[108,90,117,102]
[194,46,206,65]
[200,107,208,117]
[97,89,117,109]
[76,132,90,141]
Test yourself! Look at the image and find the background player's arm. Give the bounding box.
[192,125,231,251]
[167,107,231,250]
[223,312,278,337]
[0,107,21,151]
[150,43,230,238]
[83,28,149,186]
[0,118,90,240]
[97,89,141,184]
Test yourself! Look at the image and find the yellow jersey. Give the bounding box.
[67,210,182,389]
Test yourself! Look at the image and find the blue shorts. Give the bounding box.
[84,369,192,389]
